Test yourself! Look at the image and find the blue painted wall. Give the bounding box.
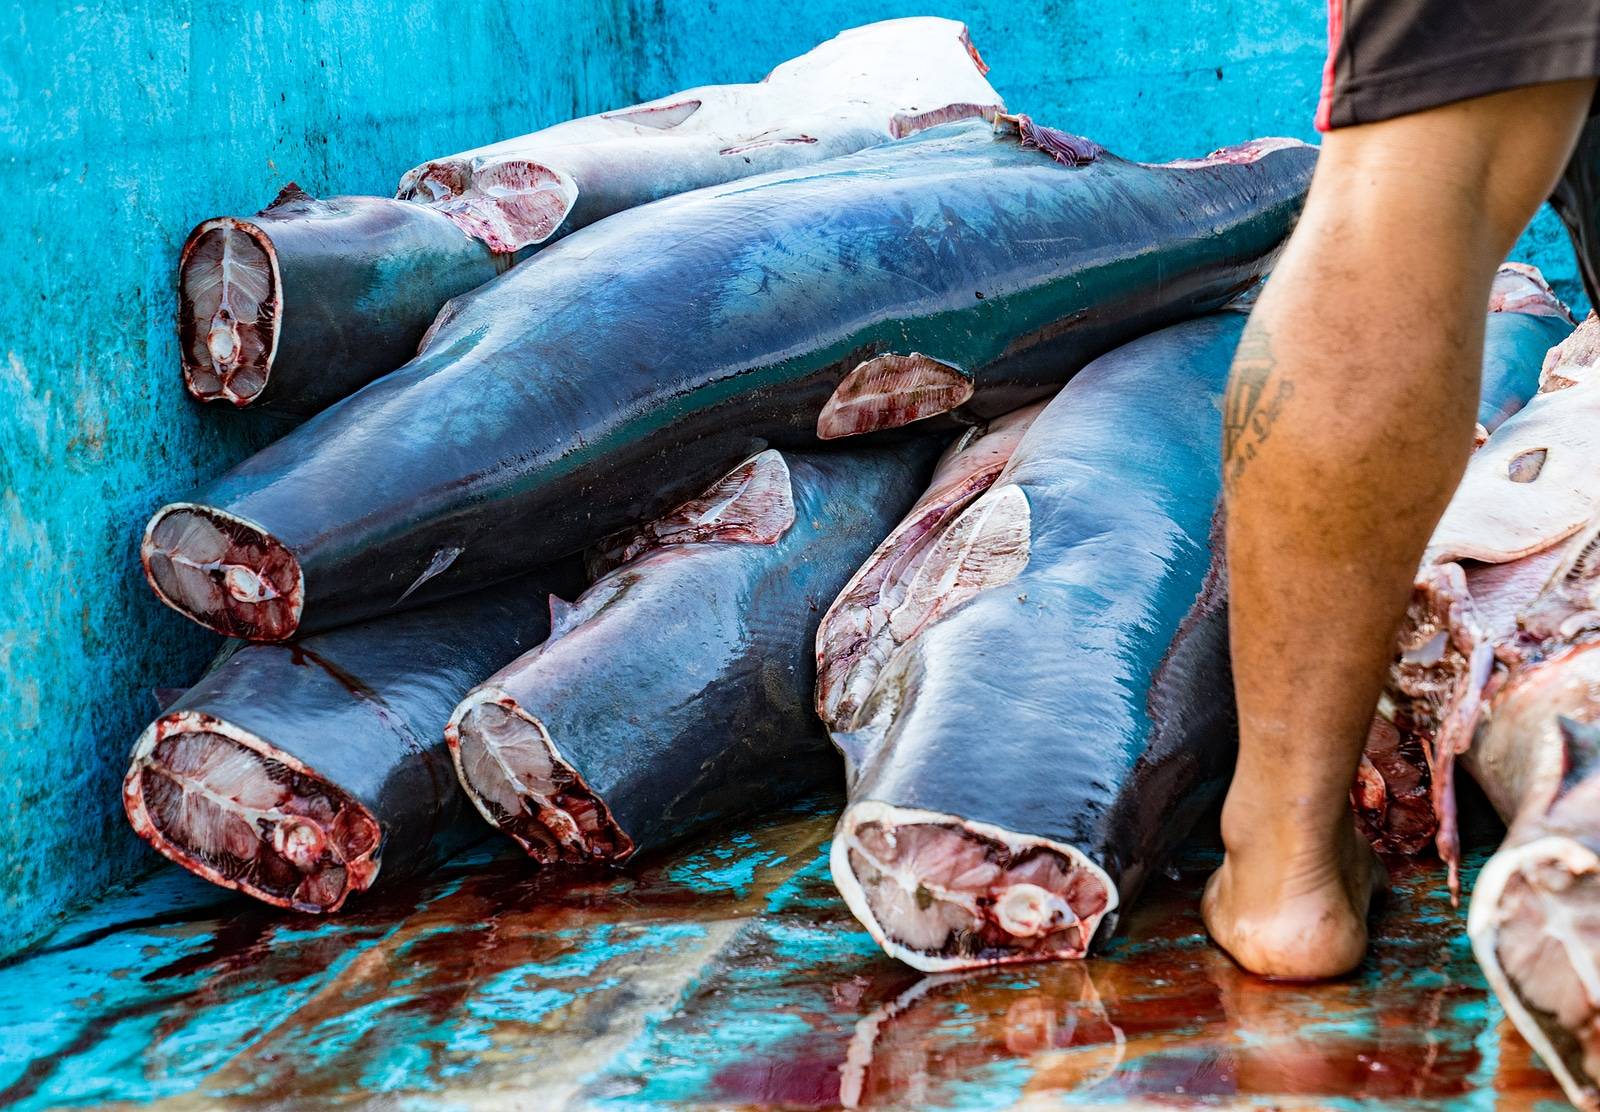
[0,0,638,959]
[633,0,1586,309]
[0,0,1584,960]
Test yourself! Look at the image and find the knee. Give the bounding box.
[1309,82,1594,257]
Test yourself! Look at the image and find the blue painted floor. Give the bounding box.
[1,800,1573,1110]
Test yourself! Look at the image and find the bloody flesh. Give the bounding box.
[445,443,934,863]
[1469,669,1600,1112]
[144,118,1315,642]
[178,18,1001,416]
[1357,275,1583,868]
[816,398,1053,732]
[1362,314,1600,1110]
[123,568,576,912]
[823,312,1249,972]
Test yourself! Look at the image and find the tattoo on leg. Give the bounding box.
[1224,323,1294,487]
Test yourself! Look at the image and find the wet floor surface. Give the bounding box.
[1,800,1575,1111]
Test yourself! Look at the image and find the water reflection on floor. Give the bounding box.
[0,801,1573,1110]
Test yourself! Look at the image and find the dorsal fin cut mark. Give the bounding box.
[602,98,702,130]
[547,594,579,640]
[262,181,317,212]
[591,450,797,573]
[418,296,464,356]
[396,545,463,606]
[817,352,974,440]
[152,687,188,713]
[830,726,871,780]
[993,113,1102,166]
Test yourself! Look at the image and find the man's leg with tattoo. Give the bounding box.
[1203,80,1596,980]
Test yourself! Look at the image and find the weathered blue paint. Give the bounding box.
[0,800,1570,1109]
[0,0,636,959]
[2,0,1587,965]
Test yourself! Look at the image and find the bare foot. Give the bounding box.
[1202,816,1387,980]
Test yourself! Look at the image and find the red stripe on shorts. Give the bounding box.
[1315,0,1346,131]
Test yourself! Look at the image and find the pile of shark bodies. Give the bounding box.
[128,18,1598,1107]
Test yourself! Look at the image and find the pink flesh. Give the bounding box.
[1367,316,1600,888]
[1544,313,1600,391]
[1522,529,1600,643]
[843,818,1109,966]
[993,113,1102,167]
[959,26,990,75]
[1370,547,1600,886]
[1494,849,1600,1091]
[883,483,1029,646]
[1468,645,1600,827]
[1156,135,1309,169]
[1490,263,1574,319]
[816,353,974,440]
[178,221,277,405]
[816,401,1049,729]
[453,448,803,858]
[888,102,998,138]
[590,449,796,575]
[123,717,380,912]
[449,698,630,864]
[416,158,576,253]
[142,506,302,641]
[1465,639,1600,1105]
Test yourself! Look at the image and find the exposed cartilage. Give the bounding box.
[123,711,381,912]
[817,353,973,440]
[446,689,631,865]
[141,503,303,641]
[831,802,1114,973]
[178,217,280,406]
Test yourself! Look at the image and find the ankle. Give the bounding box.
[1218,792,1354,865]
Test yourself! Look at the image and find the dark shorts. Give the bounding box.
[1317,0,1600,131]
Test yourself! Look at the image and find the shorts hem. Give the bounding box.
[1319,30,1600,131]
